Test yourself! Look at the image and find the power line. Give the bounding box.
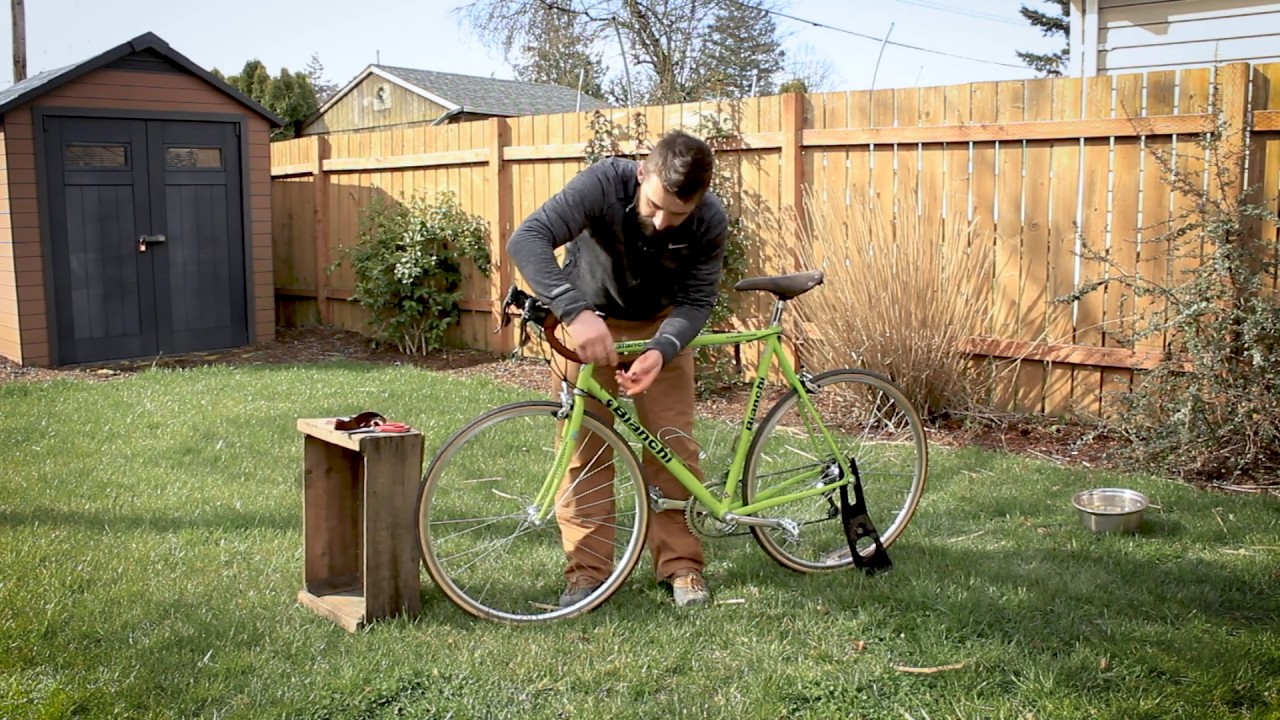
[890,0,1025,27]
[723,0,1028,70]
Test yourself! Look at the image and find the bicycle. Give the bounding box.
[415,269,928,623]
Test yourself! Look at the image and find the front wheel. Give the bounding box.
[742,369,928,572]
[416,401,651,622]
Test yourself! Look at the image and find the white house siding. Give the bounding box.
[1072,0,1280,75]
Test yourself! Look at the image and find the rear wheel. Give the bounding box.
[417,401,650,622]
[742,369,927,572]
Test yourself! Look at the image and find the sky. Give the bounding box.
[0,0,1065,94]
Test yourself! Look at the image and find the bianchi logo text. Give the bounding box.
[745,377,766,431]
[604,398,674,463]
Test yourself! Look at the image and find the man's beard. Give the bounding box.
[634,189,659,236]
[637,214,656,236]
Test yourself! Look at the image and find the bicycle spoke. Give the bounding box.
[418,402,649,622]
[743,370,927,572]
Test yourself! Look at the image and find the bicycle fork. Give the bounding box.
[529,380,588,524]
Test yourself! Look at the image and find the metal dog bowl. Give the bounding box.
[1072,488,1148,534]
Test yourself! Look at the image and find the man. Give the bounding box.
[506,129,729,608]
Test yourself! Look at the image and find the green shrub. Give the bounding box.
[1062,113,1280,487]
[336,191,490,355]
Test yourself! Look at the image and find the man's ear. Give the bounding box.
[636,163,645,183]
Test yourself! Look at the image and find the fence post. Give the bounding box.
[781,91,806,269]
[1215,62,1251,206]
[312,135,331,324]
[487,117,514,353]
[1246,62,1273,268]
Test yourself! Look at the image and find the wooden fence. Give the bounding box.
[271,61,1280,418]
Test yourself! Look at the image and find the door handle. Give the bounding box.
[138,234,166,253]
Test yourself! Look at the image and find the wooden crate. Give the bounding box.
[295,418,424,632]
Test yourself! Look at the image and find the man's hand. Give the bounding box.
[566,310,617,366]
[617,350,664,396]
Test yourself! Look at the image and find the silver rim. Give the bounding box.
[743,370,928,572]
[418,402,650,622]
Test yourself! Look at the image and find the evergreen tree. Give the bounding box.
[213,60,320,140]
[303,53,341,104]
[266,69,320,138]
[778,78,808,94]
[697,1,785,98]
[513,4,606,99]
[1016,0,1070,77]
[233,60,274,103]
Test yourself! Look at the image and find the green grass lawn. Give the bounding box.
[2,360,1278,719]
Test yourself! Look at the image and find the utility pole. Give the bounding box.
[12,0,25,83]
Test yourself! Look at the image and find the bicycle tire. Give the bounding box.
[417,401,651,623]
[742,369,928,573]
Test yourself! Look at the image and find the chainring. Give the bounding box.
[684,481,749,538]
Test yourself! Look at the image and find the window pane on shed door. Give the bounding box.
[165,147,223,169]
[65,143,129,168]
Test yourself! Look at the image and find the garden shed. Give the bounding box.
[0,32,282,367]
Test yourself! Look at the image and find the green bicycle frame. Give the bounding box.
[530,323,857,524]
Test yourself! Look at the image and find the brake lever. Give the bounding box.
[494,285,525,334]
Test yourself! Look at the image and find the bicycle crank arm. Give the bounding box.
[647,485,686,513]
[722,513,801,544]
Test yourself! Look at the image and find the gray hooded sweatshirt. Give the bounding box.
[505,156,729,364]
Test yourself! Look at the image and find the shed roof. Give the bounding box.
[0,32,284,125]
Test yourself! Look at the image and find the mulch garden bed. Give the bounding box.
[1,326,1122,470]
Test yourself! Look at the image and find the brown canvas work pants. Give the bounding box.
[553,313,706,584]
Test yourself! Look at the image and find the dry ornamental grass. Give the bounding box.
[788,185,1003,422]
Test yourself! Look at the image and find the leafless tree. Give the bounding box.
[452,0,793,104]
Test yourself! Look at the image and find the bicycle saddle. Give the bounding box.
[733,270,825,300]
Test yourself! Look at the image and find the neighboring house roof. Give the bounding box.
[303,64,609,129]
[375,65,610,116]
[0,31,284,125]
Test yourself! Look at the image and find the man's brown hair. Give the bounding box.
[644,130,715,202]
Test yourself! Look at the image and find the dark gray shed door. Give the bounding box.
[44,117,247,365]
